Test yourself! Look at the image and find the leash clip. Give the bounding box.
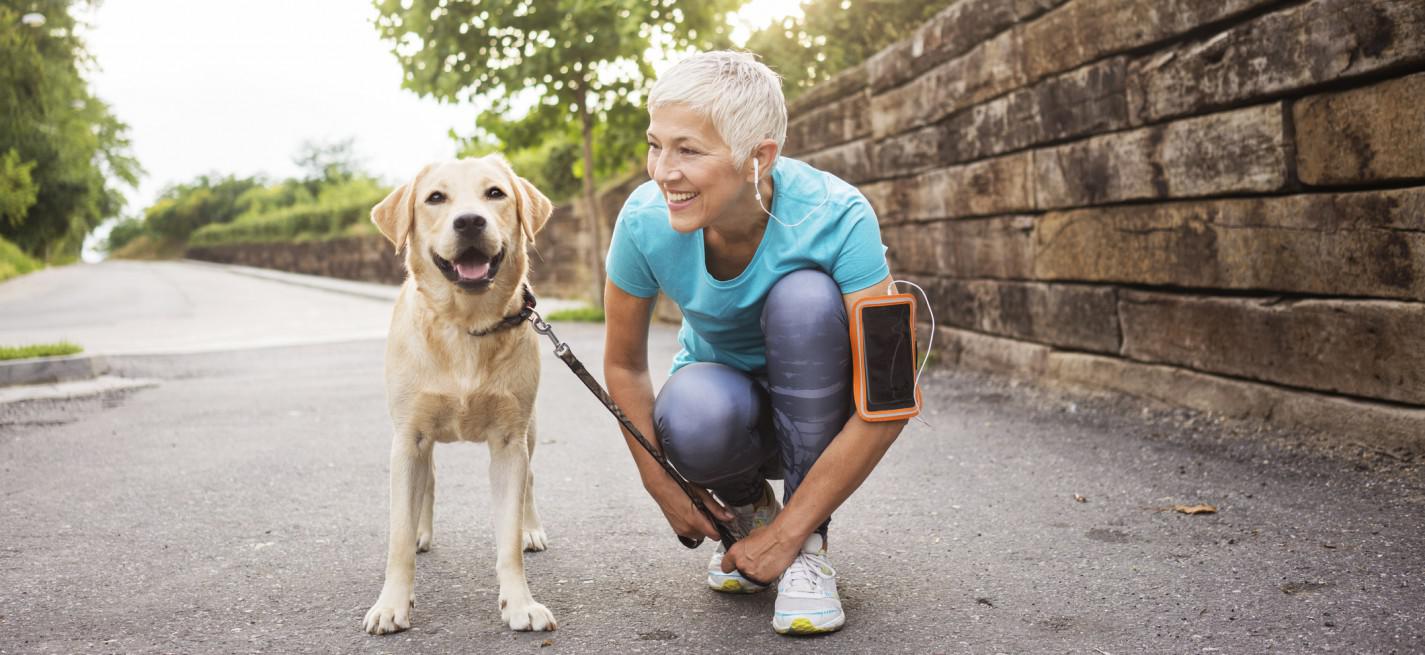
[527,310,569,356]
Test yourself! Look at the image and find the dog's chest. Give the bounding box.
[409,387,526,443]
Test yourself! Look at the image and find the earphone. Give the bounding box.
[752,156,829,229]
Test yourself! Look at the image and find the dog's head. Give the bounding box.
[372,156,552,295]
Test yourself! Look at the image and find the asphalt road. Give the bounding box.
[1,263,1423,654]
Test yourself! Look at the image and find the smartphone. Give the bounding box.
[851,294,921,422]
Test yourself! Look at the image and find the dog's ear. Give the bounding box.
[492,155,553,244]
[516,176,553,244]
[371,164,432,253]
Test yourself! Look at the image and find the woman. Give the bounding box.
[602,51,908,635]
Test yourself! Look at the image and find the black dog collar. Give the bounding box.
[467,285,537,337]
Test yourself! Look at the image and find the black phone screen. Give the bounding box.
[861,302,917,413]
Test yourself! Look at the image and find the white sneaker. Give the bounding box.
[706,482,780,594]
[772,533,844,635]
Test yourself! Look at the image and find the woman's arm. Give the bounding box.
[720,274,909,581]
[603,280,733,542]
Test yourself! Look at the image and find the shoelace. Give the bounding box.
[781,551,834,594]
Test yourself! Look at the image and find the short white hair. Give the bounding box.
[648,51,787,169]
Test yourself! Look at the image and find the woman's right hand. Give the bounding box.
[644,473,734,543]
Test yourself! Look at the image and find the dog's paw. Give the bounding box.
[522,527,548,552]
[501,599,557,632]
[416,531,433,553]
[363,596,414,635]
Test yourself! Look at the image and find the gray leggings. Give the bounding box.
[653,269,851,534]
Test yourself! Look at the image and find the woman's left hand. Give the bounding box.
[719,523,803,587]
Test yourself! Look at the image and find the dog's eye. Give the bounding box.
[425,191,446,204]
[485,187,506,200]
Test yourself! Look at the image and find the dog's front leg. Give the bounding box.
[488,433,556,631]
[364,431,432,635]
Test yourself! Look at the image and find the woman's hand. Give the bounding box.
[719,522,802,586]
[644,473,734,543]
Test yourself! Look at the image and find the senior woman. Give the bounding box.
[602,51,908,636]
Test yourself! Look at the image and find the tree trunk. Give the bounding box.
[575,82,606,306]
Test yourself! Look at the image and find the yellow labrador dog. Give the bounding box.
[363,156,556,634]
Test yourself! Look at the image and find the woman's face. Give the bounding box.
[645,103,751,234]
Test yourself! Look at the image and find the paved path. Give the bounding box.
[1,262,1422,653]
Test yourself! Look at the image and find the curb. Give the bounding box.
[0,354,109,387]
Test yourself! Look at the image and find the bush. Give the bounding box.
[189,180,387,246]
[0,341,82,361]
[0,234,40,282]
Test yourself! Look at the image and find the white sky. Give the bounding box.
[78,0,803,258]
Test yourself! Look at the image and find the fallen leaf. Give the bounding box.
[1173,504,1217,515]
[1074,494,1087,503]
[541,639,554,647]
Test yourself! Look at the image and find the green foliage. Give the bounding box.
[142,174,264,240]
[746,0,956,100]
[0,148,38,228]
[374,0,738,201]
[545,305,605,323]
[0,340,82,361]
[0,1,142,261]
[188,177,388,246]
[0,233,41,282]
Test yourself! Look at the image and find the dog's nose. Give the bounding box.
[453,214,486,234]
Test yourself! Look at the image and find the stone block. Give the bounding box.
[862,180,908,224]
[1128,0,1425,123]
[1032,188,1425,300]
[1034,103,1288,208]
[1047,352,1425,451]
[870,29,1025,138]
[787,63,868,117]
[785,92,871,156]
[1295,71,1425,185]
[868,0,1036,92]
[934,279,1121,353]
[936,326,1051,378]
[940,216,1037,280]
[798,139,874,184]
[882,221,945,274]
[941,57,1129,165]
[904,152,1036,221]
[1022,0,1285,84]
[1118,292,1425,405]
[875,124,947,178]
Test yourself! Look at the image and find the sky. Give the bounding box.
[78,0,804,260]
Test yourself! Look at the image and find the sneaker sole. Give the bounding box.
[707,574,767,594]
[773,613,845,635]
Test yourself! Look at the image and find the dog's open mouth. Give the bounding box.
[432,246,504,291]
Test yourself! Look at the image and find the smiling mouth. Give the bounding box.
[666,190,699,204]
[432,246,505,291]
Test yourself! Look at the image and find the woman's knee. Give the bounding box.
[653,363,772,485]
[761,269,846,335]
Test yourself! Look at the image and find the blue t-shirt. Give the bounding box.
[606,157,890,375]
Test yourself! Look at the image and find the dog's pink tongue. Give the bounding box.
[455,260,490,280]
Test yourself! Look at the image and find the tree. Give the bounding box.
[0,0,141,261]
[293,137,362,195]
[373,0,739,302]
[746,0,955,101]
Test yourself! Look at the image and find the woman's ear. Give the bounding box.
[748,139,780,183]
[371,164,433,253]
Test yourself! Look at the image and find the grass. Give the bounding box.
[546,305,605,322]
[0,341,83,361]
[110,234,187,260]
[0,235,41,283]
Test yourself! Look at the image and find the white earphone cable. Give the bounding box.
[888,279,935,420]
[753,157,830,229]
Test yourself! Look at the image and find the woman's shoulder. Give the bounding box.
[776,158,868,211]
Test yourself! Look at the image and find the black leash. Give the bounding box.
[510,303,738,552]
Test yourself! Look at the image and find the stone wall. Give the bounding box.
[781,0,1425,448]
[185,203,594,300]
